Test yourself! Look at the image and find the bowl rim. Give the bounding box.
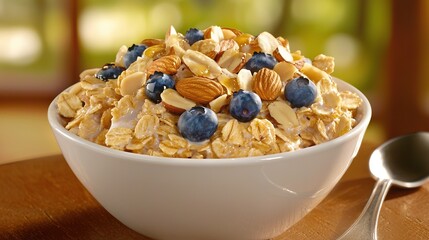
[48,77,372,166]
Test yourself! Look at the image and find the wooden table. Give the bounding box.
[1,142,428,240]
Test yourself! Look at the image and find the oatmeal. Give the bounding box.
[56,25,363,158]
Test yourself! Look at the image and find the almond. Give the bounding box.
[140,38,164,47]
[203,26,224,42]
[182,49,222,79]
[252,68,282,101]
[217,49,248,73]
[236,68,253,91]
[143,44,166,59]
[256,31,279,54]
[234,33,254,48]
[241,38,262,54]
[221,28,238,40]
[176,76,224,104]
[218,39,239,53]
[209,94,229,113]
[161,89,196,114]
[114,45,128,67]
[165,34,190,58]
[273,61,297,82]
[165,25,177,38]
[119,71,146,96]
[218,69,239,95]
[268,100,299,128]
[276,36,290,51]
[147,55,181,76]
[222,27,243,37]
[273,45,293,62]
[190,39,220,59]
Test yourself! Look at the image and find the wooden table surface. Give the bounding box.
[1,141,428,240]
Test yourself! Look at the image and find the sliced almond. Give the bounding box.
[119,72,146,96]
[143,44,166,59]
[252,68,282,101]
[273,45,293,62]
[217,49,246,73]
[204,26,224,42]
[222,27,243,37]
[241,39,262,54]
[140,38,164,47]
[147,55,182,76]
[175,64,194,79]
[190,39,220,59]
[165,34,190,58]
[165,25,177,39]
[218,39,239,53]
[276,36,290,51]
[236,68,253,91]
[218,69,239,95]
[161,89,196,114]
[182,49,222,79]
[221,28,238,40]
[114,45,128,67]
[256,31,279,54]
[268,100,299,128]
[176,76,224,104]
[234,33,254,48]
[209,94,229,113]
[273,61,297,82]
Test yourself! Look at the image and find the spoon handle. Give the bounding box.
[337,178,392,240]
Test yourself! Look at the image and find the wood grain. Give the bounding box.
[0,149,428,240]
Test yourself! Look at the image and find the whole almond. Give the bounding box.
[252,68,282,101]
[147,55,181,76]
[176,76,224,104]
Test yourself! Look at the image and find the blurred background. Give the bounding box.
[0,0,428,163]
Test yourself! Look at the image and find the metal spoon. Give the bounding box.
[337,132,429,240]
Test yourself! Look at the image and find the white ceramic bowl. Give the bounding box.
[48,78,371,240]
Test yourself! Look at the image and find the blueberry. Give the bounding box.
[185,28,204,45]
[229,90,262,122]
[95,63,125,81]
[284,76,317,108]
[145,72,175,103]
[244,52,278,73]
[178,106,218,143]
[124,44,147,68]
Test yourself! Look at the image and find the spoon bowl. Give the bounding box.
[338,132,429,240]
[370,132,429,188]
